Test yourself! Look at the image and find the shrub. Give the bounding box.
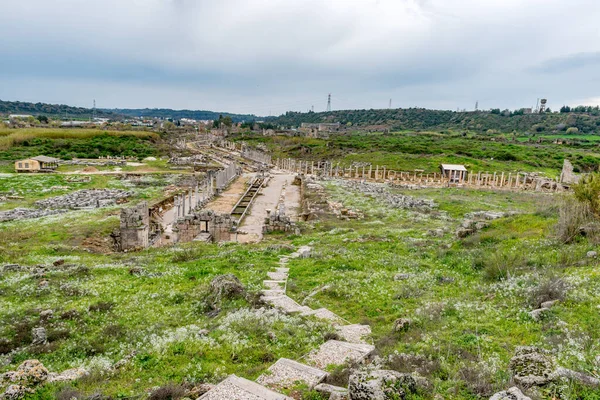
[556,195,597,243]
[148,384,189,400]
[529,276,569,308]
[482,249,527,281]
[88,301,115,313]
[566,127,580,134]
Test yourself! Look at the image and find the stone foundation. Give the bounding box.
[120,202,150,251]
[173,210,234,243]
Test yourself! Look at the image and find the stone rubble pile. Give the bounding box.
[456,211,515,238]
[0,360,87,398]
[337,180,437,210]
[0,189,132,222]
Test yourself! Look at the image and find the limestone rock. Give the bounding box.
[509,347,556,386]
[393,318,411,332]
[2,385,31,400]
[528,308,549,321]
[2,360,49,386]
[587,251,597,258]
[348,369,416,400]
[489,387,532,400]
[31,327,47,346]
[47,367,88,382]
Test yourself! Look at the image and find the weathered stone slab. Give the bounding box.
[257,358,327,389]
[199,375,292,400]
[335,324,372,344]
[262,295,311,313]
[314,383,348,399]
[308,340,375,369]
[275,267,289,274]
[301,308,344,324]
[263,280,286,290]
[261,289,285,297]
[267,271,288,280]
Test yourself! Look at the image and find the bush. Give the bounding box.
[529,276,569,308]
[148,384,189,400]
[566,127,580,134]
[482,250,526,281]
[557,195,597,243]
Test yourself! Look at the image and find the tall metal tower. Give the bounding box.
[389,99,392,109]
[326,94,331,112]
[92,99,96,121]
[475,101,478,111]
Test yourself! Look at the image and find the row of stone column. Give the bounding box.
[173,179,214,222]
[274,158,561,191]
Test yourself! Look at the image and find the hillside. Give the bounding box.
[0,100,119,119]
[0,99,257,123]
[267,108,600,134]
[108,108,257,123]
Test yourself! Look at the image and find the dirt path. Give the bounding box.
[237,173,300,243]
[204,175,249,213]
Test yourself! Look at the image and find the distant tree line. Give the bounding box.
[109,108,256,123]
[265,107,600,134]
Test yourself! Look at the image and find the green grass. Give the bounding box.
[232,131,600,176]
[1,167,599,398]
[0,128,161,161]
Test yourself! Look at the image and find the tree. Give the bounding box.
[37,115,49,124]
[566,127,579,134]
[560,105,571,113]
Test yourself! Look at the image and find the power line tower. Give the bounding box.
[389,99,392,109]
[326,94,331,112]
[475,101,478,111]
[92,99,96,121]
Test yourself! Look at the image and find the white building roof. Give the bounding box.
[440,164,467,171]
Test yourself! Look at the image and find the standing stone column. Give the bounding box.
[368,165,372,180]
[375,166,379,180]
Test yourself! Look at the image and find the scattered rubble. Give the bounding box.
[347,368,417,400]
[489,387,531,400]
[337,180,436,210]
[0,189,132,222]
[509,346,599,388]
[456,211,514,238]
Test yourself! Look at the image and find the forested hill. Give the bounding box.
[107,108,256,123]
[0,99,118,118]
[267,108,600,134]
[0,99,257,122]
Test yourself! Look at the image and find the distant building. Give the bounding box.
[15,156,60,173]
[440,164,468,183]
[9,114,33,119]
[300,122,341,132]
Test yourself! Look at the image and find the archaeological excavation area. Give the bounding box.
[1,132,600,400]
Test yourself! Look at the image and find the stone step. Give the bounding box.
[267,271,288,280]
[263,280,286,290]
[335,324,372,344]
[314,383,348,399]
[199,374,292,400]
[257,358,328,389]
[262,295,311,313]
[301,308,344,324]
[261,289,285,297]
[275,267,289,274]
[307,340,375,369]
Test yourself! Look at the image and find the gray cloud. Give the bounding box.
[1,0,599,115]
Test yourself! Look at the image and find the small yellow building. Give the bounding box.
[15,156,60,173]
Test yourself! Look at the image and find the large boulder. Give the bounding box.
[489,387,531,400]
[508,347,556,386]
[1,360,49,387]
[348,369,416,400]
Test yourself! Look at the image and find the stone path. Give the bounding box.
[201,245,374,399]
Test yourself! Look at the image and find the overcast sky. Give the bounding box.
[1,0,599,116]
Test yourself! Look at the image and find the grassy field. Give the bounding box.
[233,131,600,176]
[0,128,161,161]
[1,175,600,399]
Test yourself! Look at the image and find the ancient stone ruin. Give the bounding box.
[119,202,150,251]
[173,210,234,243]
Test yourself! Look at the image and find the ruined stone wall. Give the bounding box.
[120,202,149,251]
[241,147,272,165]
[172,211,233,243]
[560,159,582,185]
